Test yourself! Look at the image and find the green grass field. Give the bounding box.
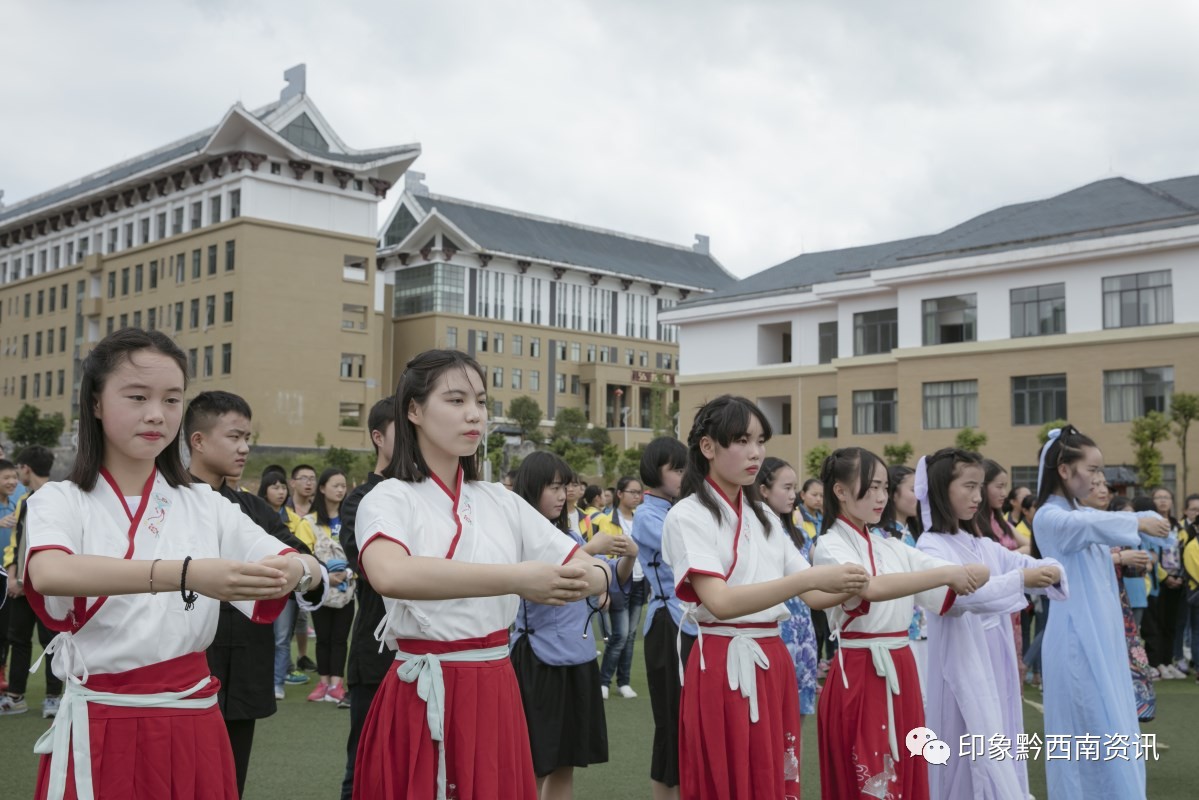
[4,634,1197,799]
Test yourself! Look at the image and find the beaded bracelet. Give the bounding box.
[180,556,199,611]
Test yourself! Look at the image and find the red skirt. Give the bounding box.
[34,651,236,800]
[678,633,801,800]
[353,630,538,800]
[817,643,928,800]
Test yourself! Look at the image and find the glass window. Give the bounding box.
[210,196,222,224]
[189,299,199,328]
[207,245,217,276]
[445,326,458,349]
[172,207,184,235]
[852,389,898,434]
[1010,283,1065,337]
[494,333,504,355]
[818,396,838,438]
[149,260,158,290]
[340,353,366,379]
[492,367,503,388]
[225,240,235,271]
[571,342,581,361]
[530,370,540,391]
[476,330,488,352]
[512,368,522,390]
[513,335,523,357]
[223,292,234,323]
[571,375,580,395]
[229,190,241,219]
[392,263,465,316]
[187,348,197,378]
[203,346,213,378]
[192,249,201,280]
[819,321,838,364]
[205,295,215,327]
[922,380,979,429]
[556,374,567,394]
[1103,367,1174,422]
[191,201,202,230]
[1102,270,1172,328]
[853,309,898,356]
[923,295,977,345]
[134,264,143,293]
[1011,374,1067,426]
[530,338,541,358]
[120,268,129,296]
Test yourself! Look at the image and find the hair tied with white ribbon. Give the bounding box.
[913,455,933,530]
[1036,427,1063,495]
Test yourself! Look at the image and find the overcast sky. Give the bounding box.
[6,1,1199,277]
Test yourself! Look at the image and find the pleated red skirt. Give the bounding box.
[353,630,538,800]
[817,643,929,800]
[678,633,802,800]
[34,651,236,800]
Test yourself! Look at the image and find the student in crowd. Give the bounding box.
[257,469,315,696]
[1031,425,1169,799]
[351,349,611,799]
[23,328,322,800]
[502,469,517,491]
[797,477,836,679]
[339,397,398,800]
[973,459,1029,682]
[0,458,21,692]
[185,390,324,797]
[511,451,635,799]
[1154,487,1192,677]
[813,446,988,800]
[916,448,1065,800]
[565,472,586,537]
[593,475,647,700]
[1137,492,1185,679]
[629,436,691,800]
[1184,510,1199,679]
[878,464,928,683]
[305,468,355,705]
[288,463,319,673]
[601,487,615,513]
[752,458,818,721]
[577,485,604,541]
[663,395,870,800]
[0,446,63,718]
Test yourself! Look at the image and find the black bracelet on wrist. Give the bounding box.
[180,556,199,611]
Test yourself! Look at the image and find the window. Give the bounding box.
[120,267,129,296]
[107,228,117,253]
[205,295,215,327]
[556,341,567,360]
[37,290,44,315]
[191,201,202,230]
[1103,367,1174,422]
[853,309,898,356]
[124,222,133,248]
[173,302,183,331]
[571,342,581,361]
[1011,283,1065,337]
[56,370,64,396]
[189,299,199,328]
[148,308,157,330]
[35,332,42,357]
[493,400,503,418]
[512,369,522,390]
[556,374,567,393]
[314,170,324,184]
[530,370,540,391]
[271,162,282,175]
[120,313,128,329]
[513,334,523,357]
[176,253,185,283]
[173,207,184,235]
[134,264,143,293]
[476,330,488,352]
[149,260,158,290]
[494,333,504,355]
[340,353,365,379]
[132,310,142,329]
[922,380,979,429]
[210,196,222,224]
[1012,374,1067,426]
[187,348,198,378]
[818,321,837,364]
[445,326,458,349]
[818,396,838,438]
[391,263,465,315]
[34,373,40,399]
[140,218,150,244]
[1103,270,1172,328]
[923,295,977,345]
[639,351,648,367]
[48,289,55,313]
[571,375,580,395]
[587,344,597,362]
[203,346,213,378]
[225,240,235,271]
[340,303,365,330]
[207,245,217,276]
[19,375,26,400]
[853,389,898,434]
[339,402,363,428]
[59,326,65,351]
[626,348,634,366]
[47,329,54,354]
[192,249,201,280]
[493,367,503,388]
[156,212,167,239]
[530,338,541,358]
[229,190,241,219]
[221,343,232,375]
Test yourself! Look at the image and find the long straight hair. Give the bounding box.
[385,349,487,483]
[973,459,1014,543]
[819,447,884,534]
[923,448,984,535]
[679,395,772,530]
[514,451,572,534]
[753,457,803,550]
[1031,423,1097,558]
[68,328,191,491]
[880,464,921,539]
[314,468,346,527]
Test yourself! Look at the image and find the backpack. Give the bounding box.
[310,519,356,609]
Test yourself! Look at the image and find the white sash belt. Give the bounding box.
[677,609,780,725]
[394,644,510,800]
[31,633,218,800]
[835,633,909,762]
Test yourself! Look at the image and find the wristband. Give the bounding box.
[180,556,199,611]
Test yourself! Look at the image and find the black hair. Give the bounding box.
[680,395,772,530]
[752,457,801,547]
[973,459,1014,543]
[13,446,54,478]
[68,328,191,491]
[1185,493,1199,509]
[1131,495,1155,513]
[183,390,253,445]
[385,349,487,483]
[923,448,985,535]
[0,460,16,480]
[514,451,572,534]
[819,447,885,534]
[1149,486,1181,530]
[291,463,317,479]
[1109,496,1132,512]
[800,478,821,494]
[640,436,687,490]
[257,468,289,503]
[263,463,286,476]
[583,484,603,507]
[367,396,397,455]
[1034,424,1098,508]
[879,464,920,539]
[314,468,346,526]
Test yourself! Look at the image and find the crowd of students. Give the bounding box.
[0,334,1189,800]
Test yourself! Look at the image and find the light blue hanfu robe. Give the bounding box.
[1034,495,1151,800]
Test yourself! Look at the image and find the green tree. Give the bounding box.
[314,432,327,449]
[883,441,914,466]
[804,444,832,479]
[585,426,611,456]
[485,431,506,480]
[7,404,66,450]
[550,437,597,476]
[322,446,359,480]
[955,428,988,452]
[507,396,544,443]
[552,407,589,444]
[1171,392,1199,497]
[616,446,643,481]
[1037,419,1069,446]
[1130,411,1171,490]
[647,376,677,438]
[601,443,621,483]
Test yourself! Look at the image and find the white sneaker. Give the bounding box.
[274,685,285,701]
[600,685,609,700]
[42,696,61,718]
[1174,658,1190,676]
[618,684,638,699]
[1159,664,1182,679]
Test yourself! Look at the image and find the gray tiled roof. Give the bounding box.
[412,194,736,291]
[688,175,1199,308]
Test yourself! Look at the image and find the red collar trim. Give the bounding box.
[704,477,745,581]
[705,476,742,512]
[838,514,878,576]
[429,466,463,502]
[100,467,156,528]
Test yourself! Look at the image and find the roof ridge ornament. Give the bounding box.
[281,64,306,103]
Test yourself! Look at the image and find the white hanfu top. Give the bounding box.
[24,469,295,680]
[355,469,581,643]
[662,480,810,626]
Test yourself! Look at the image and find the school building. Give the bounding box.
[0,66,733,451]
[662,176,1199,495]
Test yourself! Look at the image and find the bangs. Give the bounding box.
[707,396,773,446]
